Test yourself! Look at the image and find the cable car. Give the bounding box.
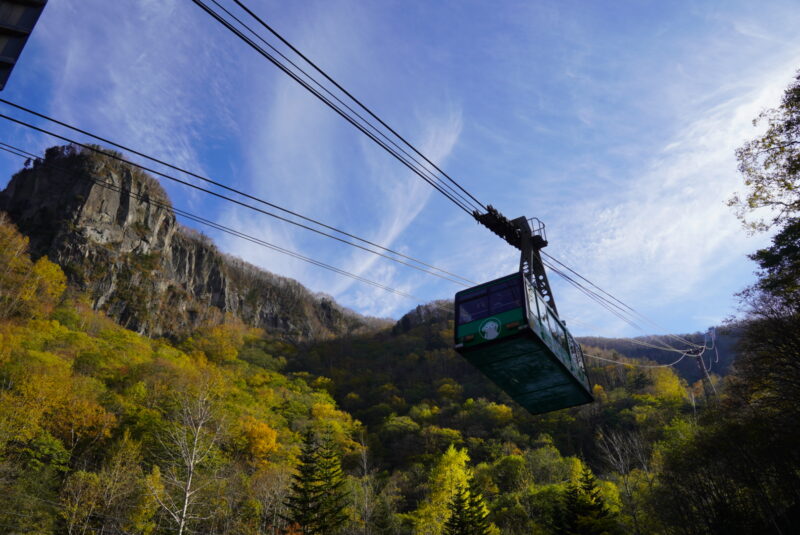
[454,213,593,414]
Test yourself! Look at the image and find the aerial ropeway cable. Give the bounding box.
[542,251,706,350]
[204,0,485,216]
[189,0,483,216]
[583,351,696,369]
[0,99,476,286]
[542,259,705,356]
[1,1,712,380]
[187,0,702,357]
[0,110,476,288]
[0,142,454,313]
[223,0,488,214]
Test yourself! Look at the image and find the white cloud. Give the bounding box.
[548,58,800,336]
[213,1,465,314]
[325,108,464,295]
[7,0,799,334]
[31,0,234,202]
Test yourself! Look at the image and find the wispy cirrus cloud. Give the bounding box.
[4,0,799,332]
[214,0,464,316]
[17,0,236,202]
[546,59,800,336]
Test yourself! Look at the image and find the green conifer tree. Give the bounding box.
[283,431,350,535]
[555,466,620,535]
[315,434,350,534]
[579,468,611,524]
[444,479,496,535]
[443,484,470,535]
[284,431,323,534]
[466,478,494,535]
[555,483,582,535]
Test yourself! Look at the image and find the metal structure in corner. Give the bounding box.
[0,0,48,91]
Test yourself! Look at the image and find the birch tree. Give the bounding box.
[150,385,223,534]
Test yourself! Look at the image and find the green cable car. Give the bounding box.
[454,213,593,414]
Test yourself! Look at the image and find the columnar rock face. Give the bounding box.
[0,145,376,339]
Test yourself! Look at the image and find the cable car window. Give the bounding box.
[548,314,568,353]
[489,280,522,315]
[534,291,547,321]
[458,296,489,325]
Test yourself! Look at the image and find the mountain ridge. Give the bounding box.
[0,144,387,340]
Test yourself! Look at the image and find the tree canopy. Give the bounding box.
[732,70,800,231]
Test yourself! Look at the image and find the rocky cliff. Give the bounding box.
[392,300,454,334]
[0,145,380,339]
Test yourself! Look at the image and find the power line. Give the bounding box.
[0,142,454,312]
[0,98,476,286]
[584,351,694,369]
[0,111,474,287]
[188,0,484,215]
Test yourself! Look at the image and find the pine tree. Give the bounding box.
[555,466,620,535]
[443,479,496,535]
[284,431,350,535]
[443,484,470,535]
[466,478,494,535]
[284,431,323,534]
[579,468,611,524]
[316,434,350,534]
[555,482,582,535]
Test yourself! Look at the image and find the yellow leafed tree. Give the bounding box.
[413,444,471,535]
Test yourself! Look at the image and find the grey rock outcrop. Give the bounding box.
[392,300,454,334]
[0,145,377,339]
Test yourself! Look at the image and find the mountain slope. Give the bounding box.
[0,144,384,339]
[578,329,739,383]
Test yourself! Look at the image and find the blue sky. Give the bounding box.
[1,0,799,336]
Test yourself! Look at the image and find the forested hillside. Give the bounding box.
[578,329,739,383]
[0,70,799,534]
[0,213,701,533]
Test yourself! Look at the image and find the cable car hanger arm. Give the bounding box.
[473,206,558,315]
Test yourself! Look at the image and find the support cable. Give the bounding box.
[0,98,476,286]
[226,0,487,213]
[543,259,703,355]
[0,143,454,313]
[542,251,705,350]
[583,351,693,369]
[0,113,473,287]
[189,0,479,215]
[205,0,480,215]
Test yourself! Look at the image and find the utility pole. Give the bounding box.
[695,330,717,400]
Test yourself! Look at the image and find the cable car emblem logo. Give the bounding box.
[479,318,502,340]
